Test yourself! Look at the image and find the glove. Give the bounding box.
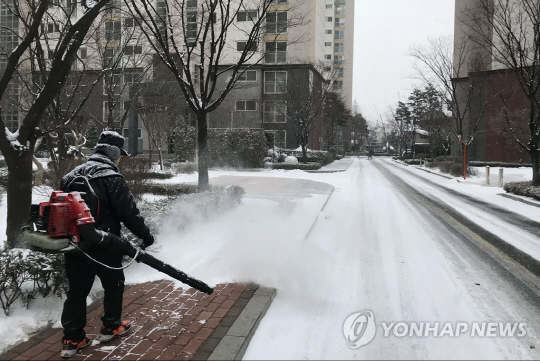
[141,235,154,250]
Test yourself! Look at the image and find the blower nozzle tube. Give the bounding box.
[78,224,213,294]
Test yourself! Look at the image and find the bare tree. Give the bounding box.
[410,36,489,155]
[140,85,179,170]
[126,0,304,190]
[89,2,151,132]
[460,0,540,185]
[275,63,331,161]
[389,101,411,156]
[0,0,111,246]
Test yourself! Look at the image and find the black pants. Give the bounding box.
[61,251,125,342]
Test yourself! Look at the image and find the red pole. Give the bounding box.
[463,144,467,179]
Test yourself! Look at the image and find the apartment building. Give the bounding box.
[453,0,535,163]
[1,0,355,155]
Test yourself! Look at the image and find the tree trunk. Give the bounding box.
[531,147,540,186]
[197,112,209,190]
[32,156,44,186]
[5,151,34,248]
[158,147,164,171]
[301,133,308,163]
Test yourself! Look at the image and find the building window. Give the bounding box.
[3,110,18,132]
[266,130,286,148]
[335,5,345,15]
[325,42,332,47]
[79,47,87,59]
[124,17,135,27]
[271,0,287,4]
[123,128,142,138]
[334,55,343,63]
[265,42,287,63]
[335,17,345,27]
[333,80,343,90]
[48,50,55,60]
[124,68,144,84]
[103,101,123,121]
[263,101,286,123]
[325,54,332,60]
[325,29,332,34]
[105,21,121,41]
[236,100,257,111]
[186,10,197,40]
[326,4,332,9]
[237,11,258,22]
[44,22,60,33]
[335,30,344,40]
[334,43,344,52]
[264,71,287,93]
[103,48,120,64]
[186,0,197,7]
[236,41,257,52]
[238,70,257,81]
[124,45,143,55]
[103,73,122,94]
[266,11,287,34]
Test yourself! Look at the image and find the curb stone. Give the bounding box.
[498,193,540,208]
[208,287,277,360]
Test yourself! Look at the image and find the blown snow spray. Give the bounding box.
[22,191,213,294]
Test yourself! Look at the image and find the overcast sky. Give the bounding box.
[353,0,456,124]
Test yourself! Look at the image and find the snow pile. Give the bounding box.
[284,156,298,165]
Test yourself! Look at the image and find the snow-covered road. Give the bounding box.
[238,157,540,359]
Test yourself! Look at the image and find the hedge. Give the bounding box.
[503,181,540,200]
[269,163,321,170]
[206,129,267,168]
[469,161,532,168]
[283,150,333,166]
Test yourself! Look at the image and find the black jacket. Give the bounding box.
[61,153,153,246]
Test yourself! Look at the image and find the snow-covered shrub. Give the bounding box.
[0,249,66,316]
[43,158,86,189]
[270,163,321,171]
[206,129,267,168]
[469,161,531,168]
[173,125,197,162]
[172,161,198,174]
[146,171,174,179]
[119,157,152,199]
[284,156,298,164]
[141,183,198,197]
[504,181,540,200]
[135,185,245,235]
[286,149,332,165]
[426,160,474,177]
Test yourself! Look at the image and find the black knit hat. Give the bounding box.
[95,130,129,157]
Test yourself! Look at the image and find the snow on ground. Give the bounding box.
[1,158,540,358]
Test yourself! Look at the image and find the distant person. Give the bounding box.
[368,149,373,159]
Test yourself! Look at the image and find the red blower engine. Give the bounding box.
[22,191,214,295]
[23,191,94,252]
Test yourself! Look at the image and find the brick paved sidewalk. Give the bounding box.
[2,281,261,361]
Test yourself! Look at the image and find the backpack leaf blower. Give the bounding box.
[21,191,213,295]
